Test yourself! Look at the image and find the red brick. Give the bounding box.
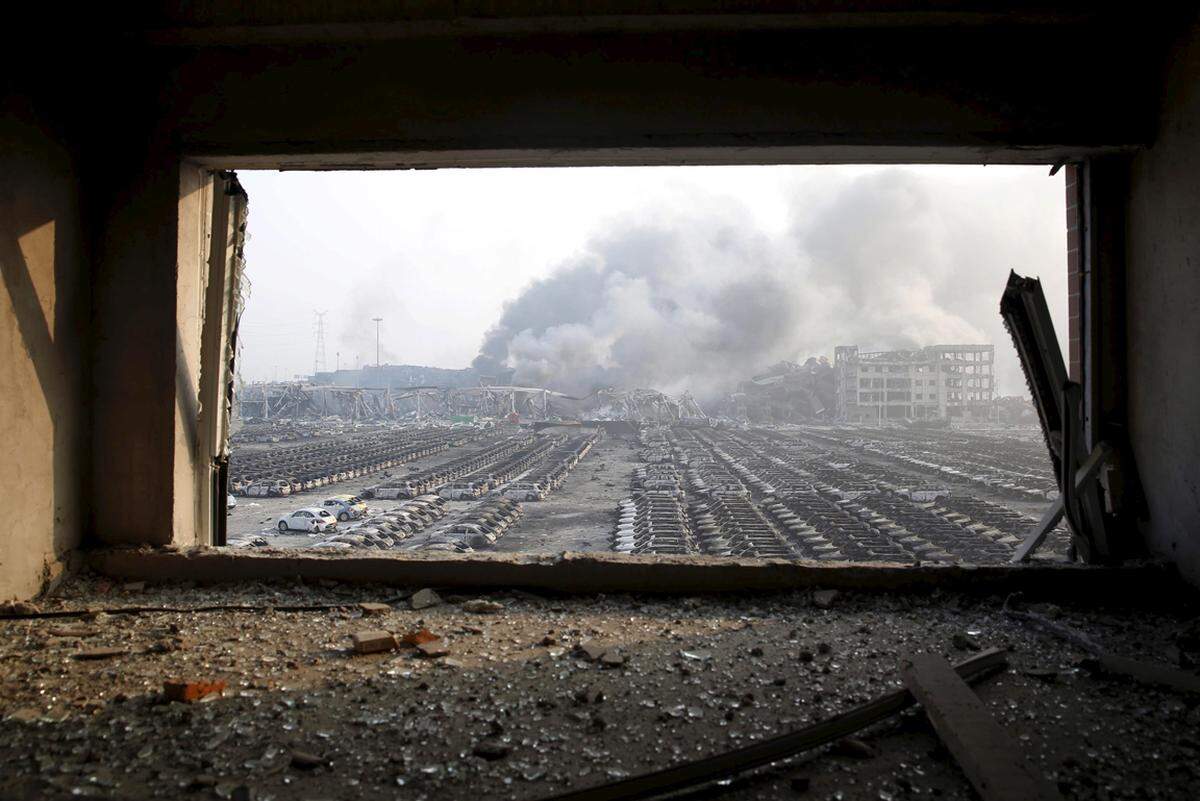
[163,680,226,703]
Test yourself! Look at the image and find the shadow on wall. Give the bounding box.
[0,106,87,598]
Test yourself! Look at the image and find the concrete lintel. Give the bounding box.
[88,548,1180,601]
[188,144,1141,172]
[133,12,1101,48]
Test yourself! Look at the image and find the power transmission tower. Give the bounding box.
[314,310,328,376]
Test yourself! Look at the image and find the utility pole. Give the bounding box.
[336,351,340,372]
[313,310,328,376]
[372,317,383,367]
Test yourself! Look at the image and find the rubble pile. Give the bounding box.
[3,578,1195,801]
[725,357,835,423]
[591,389,707,424]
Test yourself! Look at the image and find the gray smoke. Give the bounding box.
[476,168,1064,400]
[337,277,403,368]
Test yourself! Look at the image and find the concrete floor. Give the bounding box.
[493,437,641,553]
[2,575,1198,800]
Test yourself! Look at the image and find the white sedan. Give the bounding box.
[278,508,338,533]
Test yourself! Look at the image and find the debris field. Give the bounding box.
[1,576,1198,800]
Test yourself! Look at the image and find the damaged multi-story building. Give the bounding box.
[834,344,995,422]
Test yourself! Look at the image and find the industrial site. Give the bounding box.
[226,344,1067,564]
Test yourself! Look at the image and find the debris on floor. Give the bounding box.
[0,573,1198,800]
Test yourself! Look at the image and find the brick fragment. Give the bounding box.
[400,628,439,646]
[352,629,398,654]
[163,680,226,703]
[358,602,392,616]
[416,639,450,658]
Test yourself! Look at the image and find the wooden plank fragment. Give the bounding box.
[901,653,1060,801]
[540,649,1008,801]
[1092,654,1200,695]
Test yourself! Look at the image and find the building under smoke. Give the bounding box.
[312,363,515,390]
[834,344,995,422]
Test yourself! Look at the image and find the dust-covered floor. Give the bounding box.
[1,574,1198,801]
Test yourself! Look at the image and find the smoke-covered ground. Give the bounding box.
[475,168,1065,401]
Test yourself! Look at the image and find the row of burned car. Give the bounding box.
[369,432,600,503]
[368,433,536,500]
[798,425,1058,501]
[611,425,1063,564]
[311,495,449,550]
[231,426,481,497]
[298,433,600,552]
[409,497,525,552]
[309,495,525,553]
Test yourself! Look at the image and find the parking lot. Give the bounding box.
[227,421,1067,564]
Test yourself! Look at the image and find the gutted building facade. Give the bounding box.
[834,344,995,422]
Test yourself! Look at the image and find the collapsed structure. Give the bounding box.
[727,358,836,423]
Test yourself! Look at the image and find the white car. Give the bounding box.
[278,508,338,533]
[321,495,367,521]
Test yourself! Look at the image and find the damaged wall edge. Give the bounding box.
[87,548,1183,601]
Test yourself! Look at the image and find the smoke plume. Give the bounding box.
[476,168,1064,400]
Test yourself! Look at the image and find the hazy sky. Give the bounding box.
[237,165,1066,397]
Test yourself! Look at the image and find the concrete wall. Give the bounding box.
[0,96,89,599]
[4,10,1191,590]
[1127,21,1200,584]
[173,167,215,547]
[89,154,218,550]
